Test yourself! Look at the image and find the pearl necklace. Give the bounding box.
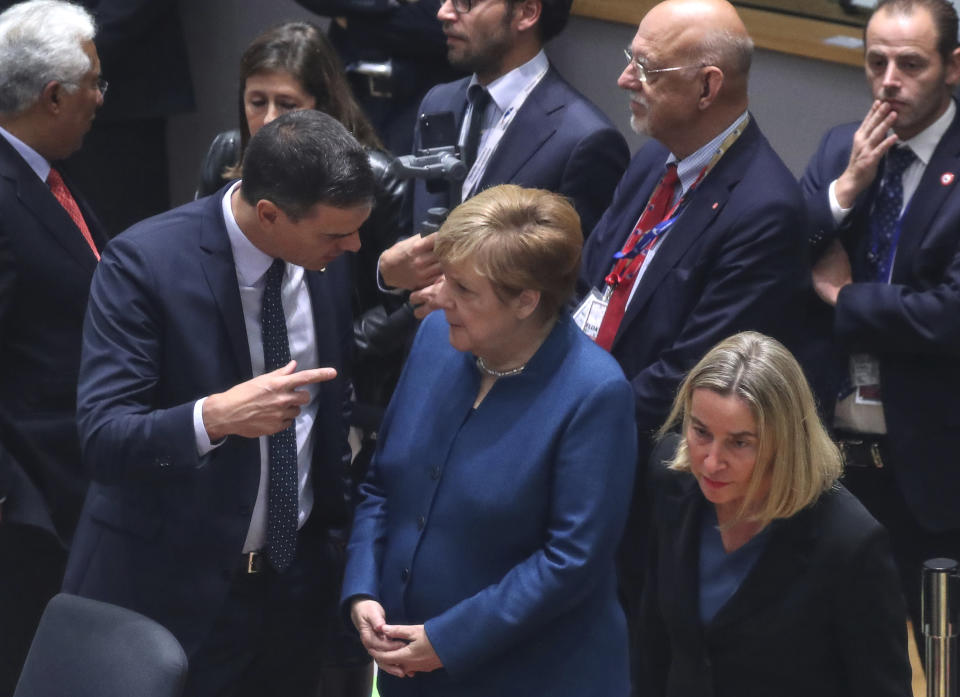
[475,356,525,378]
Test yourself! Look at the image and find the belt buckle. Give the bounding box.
[245,551,264,574]
[870,441,885,469]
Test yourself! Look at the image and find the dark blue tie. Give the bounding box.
[462,85,491,173]
[262,258,298,572]
[866,146,915,282]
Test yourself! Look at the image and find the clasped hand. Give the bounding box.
[350,599,443,678]
[202,360,336,441]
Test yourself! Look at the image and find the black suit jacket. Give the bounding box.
[62,188,353,654]
[409,65,629,236]
[639,436,911,697]
[800,104,960,531]
[0,136,106,543]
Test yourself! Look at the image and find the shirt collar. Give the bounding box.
[0,124,50,182]
[899,99,955,167]
[669,110,750,197]
[469,50,548,113]
[220,180,276,286]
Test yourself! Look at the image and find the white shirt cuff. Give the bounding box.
[828,179,853,225]
[193,398,225,456]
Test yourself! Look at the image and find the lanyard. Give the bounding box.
[604,114,750,290]
[460,64,550,200]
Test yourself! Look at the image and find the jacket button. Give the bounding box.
[400,567,410,582]
[416,515,425,531]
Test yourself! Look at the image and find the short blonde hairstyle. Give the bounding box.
[433,184,582,321]
[657,331,841,527]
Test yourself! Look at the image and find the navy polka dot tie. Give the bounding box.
[262,258,298,572]
[867,146,915,282]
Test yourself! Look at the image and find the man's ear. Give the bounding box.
[256,199,280,227]
[40,81,62,114]
[945,46,960,88]
[698,66,724,110]
[514,0,541,33]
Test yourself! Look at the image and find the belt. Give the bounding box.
[241,551,267,575]
[836,434,887,469]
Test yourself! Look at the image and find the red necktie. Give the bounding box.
[47,167,99,261]
[594,164,679,351]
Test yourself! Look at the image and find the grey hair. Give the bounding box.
[0,0,96,115]
[696,28,754,77]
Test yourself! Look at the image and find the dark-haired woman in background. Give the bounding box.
[640,331,911,697]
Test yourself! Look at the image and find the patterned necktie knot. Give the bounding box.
[885,146,916,181]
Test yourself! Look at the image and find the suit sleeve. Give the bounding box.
[558,126,630,237]
[76,238,199,484]
[835,523,912,697]
[422,377,637,677]
[832,247,960,355]
[0,224,13,499]
[631,194,809,436]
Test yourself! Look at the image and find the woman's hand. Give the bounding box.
[369,623,444,678]
[349,598,407,658]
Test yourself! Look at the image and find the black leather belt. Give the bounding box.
[836,434,887,469]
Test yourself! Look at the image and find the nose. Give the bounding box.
[701,441,725,475]
[264,102,281,127]
[881,61,900,93]
[340,231,361,253]
[437,0,456,22]
[617,64,639,91]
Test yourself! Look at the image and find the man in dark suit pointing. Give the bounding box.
[63,110,375,697]
[0,1,107,691]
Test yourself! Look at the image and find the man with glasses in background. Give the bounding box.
[0,1,107,692]
[578,0,809,678]
[377,0,628,308]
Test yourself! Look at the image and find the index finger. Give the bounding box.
[285,367,337,388]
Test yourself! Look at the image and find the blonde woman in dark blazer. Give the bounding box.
[640,332,911,697]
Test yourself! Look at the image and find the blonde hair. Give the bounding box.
[433,184,582,320]
[657,331,841,527]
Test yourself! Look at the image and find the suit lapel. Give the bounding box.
[894,107,960,283]
[479,69,558,188]
[196,189,252,379]
[0,138,99,274]
[612,122,760,348]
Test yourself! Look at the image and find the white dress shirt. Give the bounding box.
[192,181,320,552]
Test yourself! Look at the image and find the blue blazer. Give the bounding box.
[342,312,636,697]
[640,436,911,697]
[62,188,354,655]
[0,136,107,543]
[409,65,629,236]
[581,117,810,447]
[800,106,960,531]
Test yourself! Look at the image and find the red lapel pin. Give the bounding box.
[712,202,719,210]
[941,172,954,186]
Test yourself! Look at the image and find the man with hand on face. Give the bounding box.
[63,110,376,697]
[801,0,960,655]
[378,0,629,316]
[0,2,106,692]
[578,0,810,665]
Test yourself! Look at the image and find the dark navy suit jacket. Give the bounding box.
[639,435,911,697]
[0,136,107,543]
[342,312,635,696]
[582,117,810,451]
[409,65,629,236]
[62,188,354,654]
[800,106,960,532]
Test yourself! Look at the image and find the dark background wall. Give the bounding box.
[166,2,870,206]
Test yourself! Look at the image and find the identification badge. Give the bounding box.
[850,354,882,405]
[573,286,611,340]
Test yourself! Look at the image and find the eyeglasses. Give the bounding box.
[96,78,108,97]
[447,0,492,14]
[623,48,701,83]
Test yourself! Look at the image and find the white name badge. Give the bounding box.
[573,286,611,340]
